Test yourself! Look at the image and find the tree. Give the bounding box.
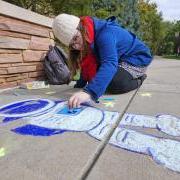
[6,0,176,56]
[92,0,140,34]
[160,21,180,55]
[117,0,140,35]
[50,0,92,17]
[173,21,180,55]
[92,0,115,18]
[138,0,163,54]
[4,0,54,16]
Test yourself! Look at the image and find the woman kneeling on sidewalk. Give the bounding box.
[52,14,153,108]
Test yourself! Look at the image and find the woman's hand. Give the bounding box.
[68,91,91,109]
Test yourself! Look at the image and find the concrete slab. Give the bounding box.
[145,59,180,85]
[0,81,134,179]
[1,58,179,179]
[87,58,180,180]
[87,92,180,180]
[0,130,99,180]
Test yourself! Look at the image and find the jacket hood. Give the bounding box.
[92,16,119,37]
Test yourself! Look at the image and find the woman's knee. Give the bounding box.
[107,78,140,94]
[107,80,130,94]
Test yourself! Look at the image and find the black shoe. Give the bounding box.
[139,74,147,82]
[137,74,147,87]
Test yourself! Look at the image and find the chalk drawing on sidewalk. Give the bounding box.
[101,97,115,101]
[45,91,56,95]
[0,99,180,172]
[140,92,152,97]
[0,147,6,157]
[102,101,115,108]
[120,113,180,136]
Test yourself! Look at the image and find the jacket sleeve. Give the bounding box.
[83,31,118,101]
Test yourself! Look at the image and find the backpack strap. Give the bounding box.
[106,16,117,22]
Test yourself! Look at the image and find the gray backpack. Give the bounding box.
[44,45,71,85]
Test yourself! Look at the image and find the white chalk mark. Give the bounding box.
[102,101,115,108]
[140,92,152,97]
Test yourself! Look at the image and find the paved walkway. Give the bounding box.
[0,57,180,180]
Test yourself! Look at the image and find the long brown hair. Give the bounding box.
[68,17,90,78]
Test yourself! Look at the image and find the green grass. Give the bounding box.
[163,55,180,60]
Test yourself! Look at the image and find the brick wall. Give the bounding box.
[0,1,54,89]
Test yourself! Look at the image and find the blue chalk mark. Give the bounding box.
[3,117,21,123]
[101,98,115,101]
[11,124,66,136]
[147,147,163,165]
[121,132,129,142]
[99,124,108,135]
[87,110,105,132]
[0,101,30,113]
[0,100,48,115]
[125,115,130,122]
[111,114,115,121]
[131,115,135,122]
[57,106,84,116]
[54,100,65,104]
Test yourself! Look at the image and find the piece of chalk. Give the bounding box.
[101,98,115,101]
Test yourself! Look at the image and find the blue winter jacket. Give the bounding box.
[80,16,153,101]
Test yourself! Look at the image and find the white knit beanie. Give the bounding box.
[52,14,80,46]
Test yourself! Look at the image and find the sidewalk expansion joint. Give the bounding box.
[77,87,140,180]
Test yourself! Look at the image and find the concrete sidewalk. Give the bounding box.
[0,57,180,180]
[87,57,180,180]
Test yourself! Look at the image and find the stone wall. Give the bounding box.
[0,1,54,89]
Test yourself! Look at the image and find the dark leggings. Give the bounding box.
[107,67,144,94]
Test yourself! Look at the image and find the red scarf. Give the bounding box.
[80,16,98,82]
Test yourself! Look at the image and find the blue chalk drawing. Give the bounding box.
[3,117,21,123]
[101,97,115,101]
[12,124,66,136]
[0,99,180,173]
[57,106,85,115]
[0,99,55,117]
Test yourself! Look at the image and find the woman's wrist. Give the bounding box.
[83,89,99,103]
